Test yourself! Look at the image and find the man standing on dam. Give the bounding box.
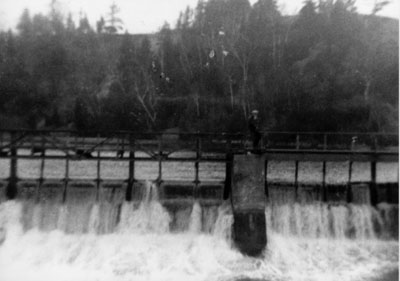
[248,109,262,150]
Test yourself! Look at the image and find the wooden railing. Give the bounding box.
[0,129,398,154]
[0,129,397,205]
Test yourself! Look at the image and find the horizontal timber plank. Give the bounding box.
[264,150,398,162]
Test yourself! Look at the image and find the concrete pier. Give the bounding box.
[231,154,267,256]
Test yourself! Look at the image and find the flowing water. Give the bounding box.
[0,181,397,281]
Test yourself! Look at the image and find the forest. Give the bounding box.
[0,0,398,134]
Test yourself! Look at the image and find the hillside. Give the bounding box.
[0,1,398,133]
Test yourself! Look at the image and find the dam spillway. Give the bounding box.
[0,183,398,281]
[0,130,398,280]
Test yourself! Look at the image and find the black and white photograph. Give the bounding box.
[0,0,398,280]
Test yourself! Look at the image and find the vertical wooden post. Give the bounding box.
[347,161,353,203]
[157,135,162,184]
[37,133,45,202]
[264,159,269,198]
[296,134,300,150]
[6,132,18,199]
[63,155,70,203]
[294,160,299,199]
[224,150,233,200]
[96,149,101,202]
[323,134,328,150]
[370,161,377,206]
[194,135,201,199]
[322,161,327,202]
[126,134,135,201]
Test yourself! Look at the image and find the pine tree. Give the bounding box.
[17,9,33,36]
[104,2,124,34]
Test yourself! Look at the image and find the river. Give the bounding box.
[0,181,397,281]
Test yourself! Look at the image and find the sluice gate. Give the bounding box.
[0,130,398,256]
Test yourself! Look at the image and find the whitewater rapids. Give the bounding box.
[0,187,397,281]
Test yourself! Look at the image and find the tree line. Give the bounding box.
[0,0,398,134]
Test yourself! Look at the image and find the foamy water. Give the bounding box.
[0,182,397,281]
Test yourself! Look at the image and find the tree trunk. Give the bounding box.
[229,76,234,112]
[364,78,371,103]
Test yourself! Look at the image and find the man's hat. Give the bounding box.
[251,110,259,114]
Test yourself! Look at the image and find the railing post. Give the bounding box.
[96,149,101,202]
[194,135,201,199]
[157,134,162,184]
[322,161,327,202]
[126,134,135,201]
[370,135,378,205]
[323,134,328,150]
[294,160,299,199]
[224,146,233,200]
[347,161,353,203]
[37,132,46,202]
[370,160,377,206]
[264,159,269,198]
[6,132,18,199]
[296,134,300,150]
[63,153,69,203]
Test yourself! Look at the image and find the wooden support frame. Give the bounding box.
[370,161,377,206]
[194,136,201,199]
[6,132,17,199]
[322,161,327,202]
[63,155,70,203]
[294,160,299,199]
[264,160,269,198]
[126,134,135,201]
[347,161,353,203]
[0,129,397,204]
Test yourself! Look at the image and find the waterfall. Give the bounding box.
[0,181,397,281]
[188,201,202,233]
[265,203,397,240]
